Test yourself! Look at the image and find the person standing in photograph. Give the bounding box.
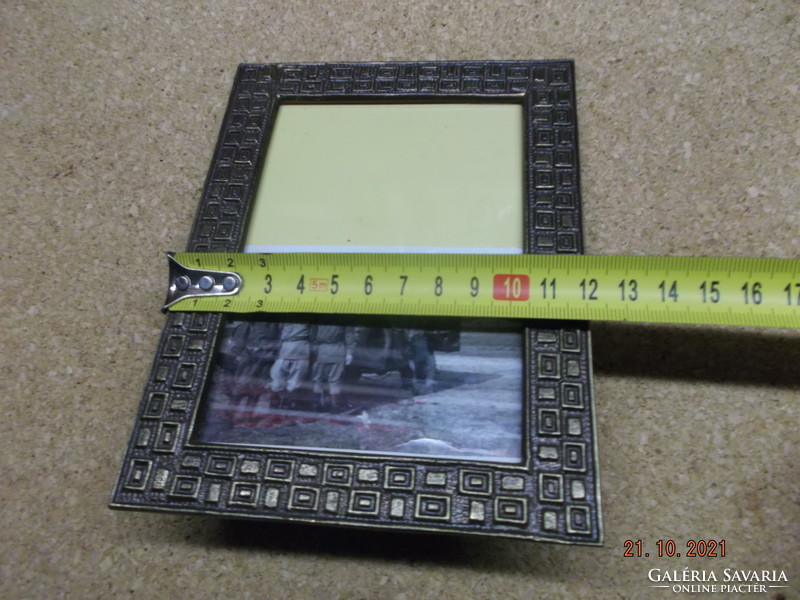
[310,325,353,409]
[234,320,281,425]
[269,322,311,408]
[403,329,437,395]
[205,319,250,425]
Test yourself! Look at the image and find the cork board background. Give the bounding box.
[2,1,798,598]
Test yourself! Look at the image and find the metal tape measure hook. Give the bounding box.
[163,253,243,311]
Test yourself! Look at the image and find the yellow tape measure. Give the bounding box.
[165,253,800,329]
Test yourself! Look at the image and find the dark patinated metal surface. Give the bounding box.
[110,61,602,544]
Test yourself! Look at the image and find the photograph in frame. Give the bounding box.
[195,315,525,463]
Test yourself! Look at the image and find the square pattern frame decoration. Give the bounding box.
[111,61,602,544]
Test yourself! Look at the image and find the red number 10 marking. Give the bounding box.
[493,274,530,301]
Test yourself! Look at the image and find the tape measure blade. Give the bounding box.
[167,253,800,329]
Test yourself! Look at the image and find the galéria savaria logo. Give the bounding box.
[647,568,789,595]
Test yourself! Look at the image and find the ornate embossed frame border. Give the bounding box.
[111,61,602,544]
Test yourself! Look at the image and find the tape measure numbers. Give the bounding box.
[165,253,800,329]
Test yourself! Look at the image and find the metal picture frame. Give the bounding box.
[111,61,602,544]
